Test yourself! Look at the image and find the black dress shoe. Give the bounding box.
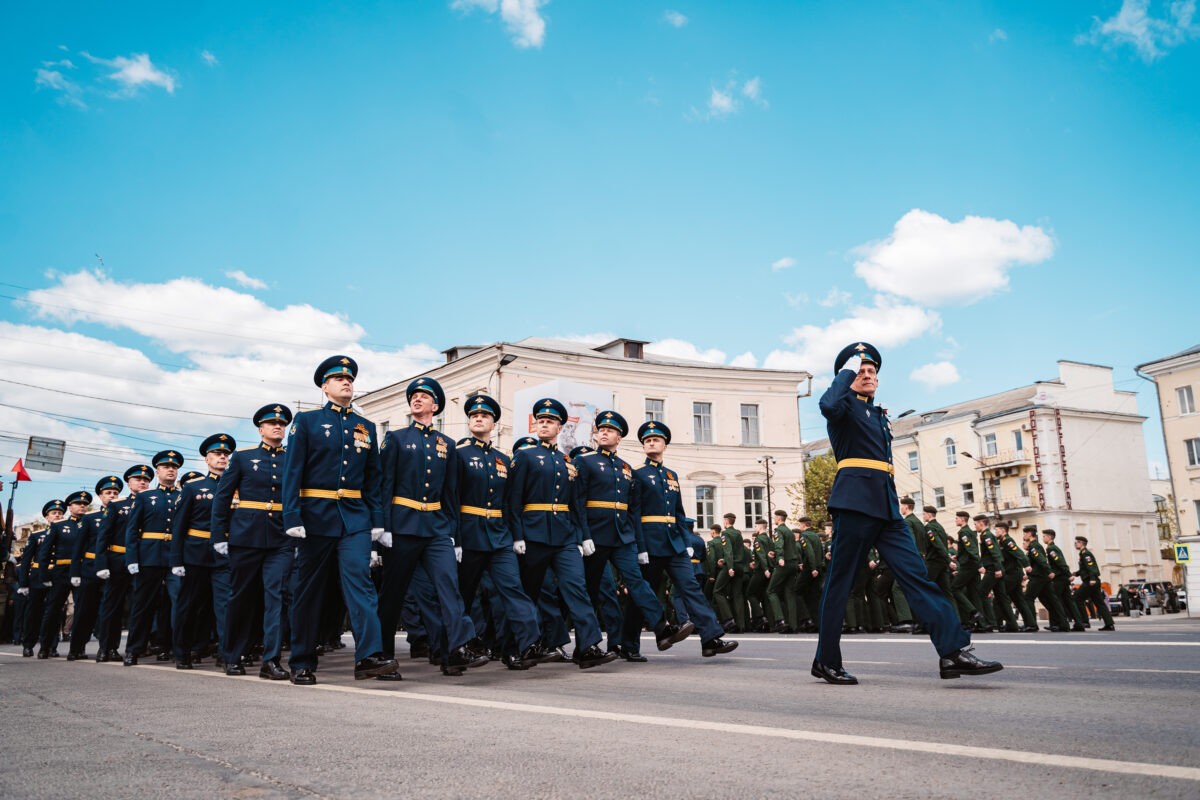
[36,650,49,659]
[375,672,404,681]
[96,651,108,663]
[258,659,288,680]
[772,621,789,634]
[408,641,431,659]
[123,654,138,666]
[702,638,738,657]
[354,654,400,680]
[225,662,247,676]
[939,646,1003,679]
[49,650,61,657]
[721,619,737,633]
[889,623,914,634]
[1021,625,1039,633]
[107,649,122,661]
[65,652,79,661]
[289,668,316,685]
[521,642,556,665]
[811,660,858,685]
[611,645,648,663]
[1099,624,1116,631]
[156,651,172,662]
[446,645,489,670]
[502,653,532,670]
[655,620,695,651]
[176,659,194,670]
[911,624,928,635]
[1071,625,1086,632]
[574,645,618,670]
[22,647,33,657]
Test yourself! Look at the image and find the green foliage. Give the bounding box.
[785,452,836,526]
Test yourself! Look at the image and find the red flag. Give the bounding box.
[11,459,31,481]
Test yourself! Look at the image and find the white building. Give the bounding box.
[354,337,811,531]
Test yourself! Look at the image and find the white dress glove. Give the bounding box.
[379,531,393,548]
[370,527,385,542]
[171,566,186,577]
[454,546,463,563]
[43,581,52,588]
[96,569,111,580]
[213,542,229,556]
[842,354,863,375]
[71,577,82,587]
[513,540,527,555]
[637,552,649,565]
[17,586,29,595]
[127,563,139,574]
[285,526,306,539]
[581,539,596,557]
[369,550,382,568]
[686,547,694,558]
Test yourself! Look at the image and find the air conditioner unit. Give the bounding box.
[1029,475,1039,483]
[1021,423,1031,431]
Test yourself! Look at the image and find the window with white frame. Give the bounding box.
[961,482,975,505]
[907,450,919,471]
[934,486,945,508]
[1013,429,1023,452]
[910,490,922,508]
[1179,386,1196,415]
[740,404,760,446]
[1187,437,1200,467]
[1019,477,1030,499]
[945,438,957,467]
[693,402,713,444]
[743,486,765,529]
[645,398,665,423]
[695,486,715,530]
[983,432,998,457]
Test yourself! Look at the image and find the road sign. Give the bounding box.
[1175,544,1191,564]
[25,436,65,473]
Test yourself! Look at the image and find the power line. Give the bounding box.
[0,402,206,440]
[0,378,240,419]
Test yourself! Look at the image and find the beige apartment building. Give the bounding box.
[1136,344,1200,602]
[354,337,811,531]
[809,361,1164,587]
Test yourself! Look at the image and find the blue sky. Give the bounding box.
[1,1,1198,520]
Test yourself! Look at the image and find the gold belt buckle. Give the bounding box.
[336,488,345,499]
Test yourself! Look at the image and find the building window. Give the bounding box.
[740,404,760,446]
[1187,437,1200,467]
[743,486,765,529]
[695,486,715,530]
[693,402,713,444]
[945,438,957,467]
[907,450,918,471]
[987,477,1001,504]
[379,421,390,436]
[934,487,945,509]
[983,433,998,457]
[1019,477,1030,499]
[962,482,975,505]
[1195,500,1200,534]
[645,398,664,422]
[910,490,922,509]
[1013,429,1023,452]
[1179,386,1197,415]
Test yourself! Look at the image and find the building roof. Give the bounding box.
[1136,344,1200,372]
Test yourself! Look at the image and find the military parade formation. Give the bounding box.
[7,347,1119,687]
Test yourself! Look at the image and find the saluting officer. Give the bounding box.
[94,465,152,661]
[170,433,236,669]
[67,476,123,660]
[37,492,90,658]
[16,500,65,656]
[376,376,484,678]
[812,343,1001,684]
[123,450,184,666]
[282,355,398,685]
[504,398,615,669]
[575,410,693,659]
[212,404,294,679]
[628,420,737,658]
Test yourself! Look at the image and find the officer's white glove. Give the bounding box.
[686,547,694,558]
[581,539,596,557]
[17,586,29,595]
[71,577,82,587]
[127,563,139,575]
[43,581,52,588]
[454,546,463,563]
[171,566,186,577]
[513,540,527,555]
[213,542,229,556]
[370,527,384,542]
[379,531,393,548]
[285,526,306,539]
[96,569,111,580]
[637,552,649,565]
[369,550,381,568]
[842,354,863,375]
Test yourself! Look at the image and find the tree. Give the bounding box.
[785,453,836,526]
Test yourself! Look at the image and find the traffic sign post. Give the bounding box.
[1176,544,1193,619]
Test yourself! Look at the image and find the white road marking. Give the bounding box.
[682,636,1200,647]
[1101,668,1200,675]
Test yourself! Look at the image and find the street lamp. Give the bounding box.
[490,352,519,439]
[960,450,1001,524]
[757,455,776,520]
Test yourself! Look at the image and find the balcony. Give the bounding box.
[994,494,1037,512]
[977,449,1032,470]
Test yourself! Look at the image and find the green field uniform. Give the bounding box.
[1045,541,1087,628]
[713,526,749,631]
[905,512,928,557]
[746,531,774,628]
[951,524,982,624]
[799,528,825,628]
[705,534,726,611]
[998,532,1037,628]
[1074,547,1115,628]
[924,519,953,596]
[766,524,801,631]
[1024,540,1068,629]
[979,529,1017,630]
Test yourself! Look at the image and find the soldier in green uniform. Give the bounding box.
[714,513,749,632]
[899,498,927,631]
[1042,529,1087,630]
[977,516,1017,632]
[1022,525,1069,631]
[766,511,801,633]
[703,524,723,607]
[707,524,738,629]
[950,511,984,630]
[745,519,773,632]
[921,506,953,601]
[1073,536,1115,631]
[995,522,1038,631]
[794,517,821,632]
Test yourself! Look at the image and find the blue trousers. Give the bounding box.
[635,554,724,644]
[68,577,103,654]
[173,563,231,660]
[459,547,541,653]
[377,535,475,660]
[520,541,602,651]
[816,510,969,668]
[406,565,446,658]
[39,579,74,652]
[127,567,169,657]
[225,543,293,663]
[585,544,667,650]
[536,574,571,649]
[595,566,623,640]
[289,532,382,670]
[96,569,131,653]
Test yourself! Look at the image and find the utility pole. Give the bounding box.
[759,455,776,518]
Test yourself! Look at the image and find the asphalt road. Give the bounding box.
[3,613,1198,799]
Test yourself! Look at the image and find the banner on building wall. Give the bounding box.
[512,379,613,453]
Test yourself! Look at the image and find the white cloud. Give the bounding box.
[989,28,1008,43]
[664,10,688,28]
[771,256,796,271]
[763,295,941,373]
[82,51,176,95]
[453,0,549,49]
[852,209,1055,305]
[708,86,735,116]
[784,292,808,308]
[729,351,758,368]
[225,269,268,290]
[693,75,768,120]
[201,50,219,66]
[1076,0,1199,61]
[742,76,767,106]
[910,361,962,390]
[818,287,852,308]
[34,68,85,108]
[646,338,726,364]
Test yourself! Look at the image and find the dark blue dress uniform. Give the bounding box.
[503,398,605,658]
[454,394,542,661]
[815,344,969,671]
[94,465,151,659]
[376,378,477,665]
[37,492,90,656]
[170,433,236,666]
[17,502,63,654]
[123,450,184,663]
[627,430,727,648]
[282,357,387,673]
[67,477,121,658]
[212,404,294,669]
